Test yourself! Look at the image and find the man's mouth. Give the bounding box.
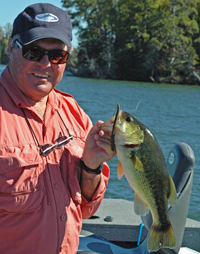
[33,73,49,78]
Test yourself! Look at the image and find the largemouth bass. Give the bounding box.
[104,104,177,251]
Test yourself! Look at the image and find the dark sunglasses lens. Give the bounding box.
[22,45,69,64]
[40,136,72,156]
[49,50,69,64]
[22,46,44,61]
[53,136,71,149]
[40,144,54,156]
[42,149,53,156]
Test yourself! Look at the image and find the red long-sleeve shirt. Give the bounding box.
[0,66,109,254]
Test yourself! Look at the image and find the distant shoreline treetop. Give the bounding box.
[0,23,12,65]
[62,0,200,85]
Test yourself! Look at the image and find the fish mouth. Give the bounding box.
[124,144,139,149]
[111,104,120,151]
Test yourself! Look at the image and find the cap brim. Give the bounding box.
[19,27,72,46]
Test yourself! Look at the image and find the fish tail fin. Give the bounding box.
[147,223,176,251]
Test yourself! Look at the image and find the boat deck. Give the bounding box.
[82,199,200,252]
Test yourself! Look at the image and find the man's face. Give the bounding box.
[8,38,68,102]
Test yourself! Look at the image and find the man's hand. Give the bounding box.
[81,118,115,201]
[82,119,116,170]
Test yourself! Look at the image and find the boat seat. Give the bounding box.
[78,142,195,254]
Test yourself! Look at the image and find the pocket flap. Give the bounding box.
[0,144,42,173]
[0,188,45,214]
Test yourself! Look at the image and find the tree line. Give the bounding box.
[63,0,200,85]
[0,23,12,65]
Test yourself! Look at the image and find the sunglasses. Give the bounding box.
[21,108,73,156]
[16,40,69,64]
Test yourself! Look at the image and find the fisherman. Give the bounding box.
[0,3,115,254]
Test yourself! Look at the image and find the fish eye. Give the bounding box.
[126,116,132,122]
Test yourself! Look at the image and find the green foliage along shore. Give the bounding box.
[0,23,12,65]
[63,0,200,85]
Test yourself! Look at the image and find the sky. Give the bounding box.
[0,0,78,47]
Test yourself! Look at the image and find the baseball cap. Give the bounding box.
[11,3,72,46]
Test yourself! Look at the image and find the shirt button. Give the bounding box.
[60,215,66,221]
[54,184,59,190]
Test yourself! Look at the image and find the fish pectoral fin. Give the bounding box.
[132,155,144,171]
[168,175,177,206]
[117,161,124,179]
[134,195,149,216]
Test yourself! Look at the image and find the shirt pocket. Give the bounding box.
[60,140,84,206]
[0,144,45,214]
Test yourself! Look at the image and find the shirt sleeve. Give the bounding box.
[65,97,110,219]
[80,163,110,219]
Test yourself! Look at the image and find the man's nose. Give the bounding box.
[37,53,51,67]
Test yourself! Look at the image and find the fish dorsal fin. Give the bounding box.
[168,175,177,206]
[117,161,124,179]
[134,195,149,216]
[132,155,144,171]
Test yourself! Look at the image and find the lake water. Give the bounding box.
[1,65,200,222]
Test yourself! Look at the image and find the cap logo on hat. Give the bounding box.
[35,13,59,22]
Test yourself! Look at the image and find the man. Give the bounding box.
[0,3,115,254]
